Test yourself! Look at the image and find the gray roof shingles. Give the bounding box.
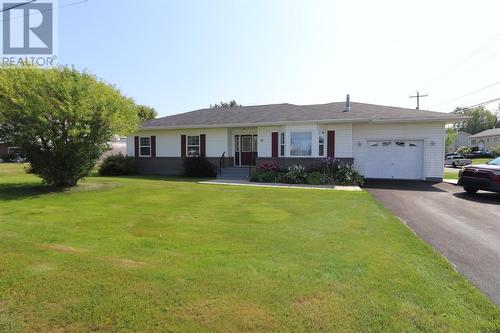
[142,101,462,129]
[470,128,500,138]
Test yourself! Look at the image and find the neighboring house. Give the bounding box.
[0,142,20,157]
[469,128,500,151]
[101,137,127,161]
[127,100,461,181]
[448,131,471,152]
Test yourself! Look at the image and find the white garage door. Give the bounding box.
[365,140,424,179]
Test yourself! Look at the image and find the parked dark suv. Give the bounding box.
[458,157,500,194]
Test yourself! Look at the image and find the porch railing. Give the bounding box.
[219,152,225,176]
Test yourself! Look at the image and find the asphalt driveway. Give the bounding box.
[364,180,500,305]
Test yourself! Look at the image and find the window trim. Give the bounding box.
[139,136,151,157]
[279,133,285,157]
[319,132,325,157]
[290,131,312,157]
[187,135,200,157]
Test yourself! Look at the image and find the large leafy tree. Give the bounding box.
[0,66,138,187]
[445,128,457,151]
[137,104,157,123]
[453,106,499,135]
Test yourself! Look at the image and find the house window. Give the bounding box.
[253,135,258,152]
[495,137,499,142]
[280,133,285,156]
[290,132,312,156]
[187,135,200,157]
[471,139,476,145]
[139,137,151,157]
[319,133,325,156]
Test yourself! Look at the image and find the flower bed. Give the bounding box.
[250,158,364,186]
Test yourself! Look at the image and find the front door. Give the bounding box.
[235,135,257,166]
[240,135,253,166]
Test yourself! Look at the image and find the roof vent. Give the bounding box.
[344,94,350,112]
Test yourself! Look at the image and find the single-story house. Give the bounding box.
[448,131,471,152]
[0,142,20,157]
[469,128,500,151]
[126,99,461,181]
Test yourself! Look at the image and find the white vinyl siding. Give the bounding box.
[352,122,446,179]
[257,126,282,157]
[128,128,229,157]
[319,123,353,158]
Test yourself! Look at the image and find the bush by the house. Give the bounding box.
[182,157,217,178]
[258,161,280,172]
[493,144,500,157]
[99,154,136,176]
[0,153,15,162]
[250,170,285,183]
[284,165,308,184]
[456,146,472,155]
[251,158,364,186]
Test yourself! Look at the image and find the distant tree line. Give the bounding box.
[209,100,241,109]
[452,106,500,135]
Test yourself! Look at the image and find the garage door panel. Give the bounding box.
[366,140,423,180]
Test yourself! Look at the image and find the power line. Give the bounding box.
[0,0,88,23]
[421,32,500,89]
[456,96,500,111]
[431,81,500,109]
[1,0,37,13]
[409,91,428,110]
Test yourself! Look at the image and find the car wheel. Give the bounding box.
[464,186,478,194]
[452,162,456,168]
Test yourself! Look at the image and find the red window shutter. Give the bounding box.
[134,136,139,157]
[151,136,156,158]
[271,132,278,157]
[181,135,186,157]
[200,134,206,157]
[327,130,335,158]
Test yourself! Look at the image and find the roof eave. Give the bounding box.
[372,116,464,124]
[139,116,462,130]
[139,118,370,130]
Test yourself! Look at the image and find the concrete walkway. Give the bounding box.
[199,179,362,191]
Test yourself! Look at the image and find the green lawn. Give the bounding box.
[0,164,499,332]
[471,158,494,165]
[444,171,459,180]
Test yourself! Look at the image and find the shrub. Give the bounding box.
[258,161,279,172]
[284,165,307,184]
[0,153,15,162]
[182,157,217,178]
[99,154,136,176]
[250,160,363,186]
[332,164,364,186]
[493,144,500,157]
[306,171,329,185]
[250,170,285,183]
[456,146,472,155]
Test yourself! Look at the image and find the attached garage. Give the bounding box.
[364,140,424,179]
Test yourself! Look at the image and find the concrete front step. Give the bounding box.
[217,167,251,180]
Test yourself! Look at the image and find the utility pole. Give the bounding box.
[409,91,428,110]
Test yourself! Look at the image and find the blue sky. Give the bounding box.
[57,0,500,117]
